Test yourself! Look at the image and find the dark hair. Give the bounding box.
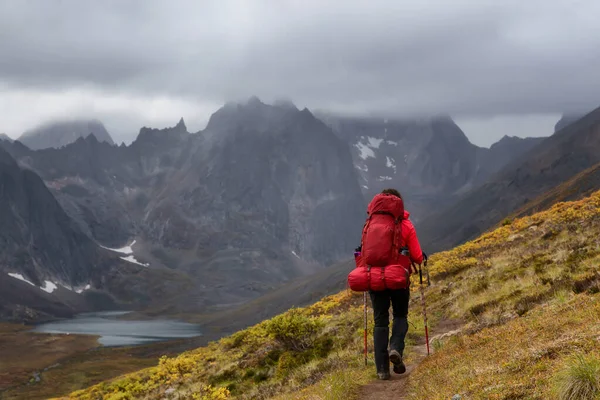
[381,188,402,199]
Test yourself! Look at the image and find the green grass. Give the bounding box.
[554,353,600,400]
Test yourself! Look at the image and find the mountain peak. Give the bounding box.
[205,98,305,134]
[85,132,100,143]
[175,117,186,131]
[246,96,264,106]
[492,134,516,146]
[0,133,13,143]
[133,119,189,146]
[18,119,114,150]
[273,98,298,111]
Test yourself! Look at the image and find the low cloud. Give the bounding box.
[1,0,599,144]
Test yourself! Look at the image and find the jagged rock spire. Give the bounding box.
[176,117,186,131]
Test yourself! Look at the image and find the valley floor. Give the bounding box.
[0,325,203,400]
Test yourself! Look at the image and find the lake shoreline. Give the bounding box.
[33,311,203,347]
[0,321,208,399]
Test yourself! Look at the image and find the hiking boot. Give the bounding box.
[377,371,391,380]
[389,349,406,374]
[393,362,406,374]
[373,327,390,379]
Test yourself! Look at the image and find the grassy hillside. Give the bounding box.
[404,189,600,399]
[60,190,600,400]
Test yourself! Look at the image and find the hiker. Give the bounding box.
[350,188,425,380]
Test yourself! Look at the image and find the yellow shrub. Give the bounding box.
[264,308,324,351]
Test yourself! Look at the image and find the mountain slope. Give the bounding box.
[554,113,585,133]
[0,276,76,322]
[419,106,600,252]
[317,113,545,223]
[191,258,353,336]
[0,133,12,142]
[0,146,103,286]
[147,99,365,265]
[137,100,366,309]
[0,145,202,322]
[510,160,600,219]
[484,135,546,176]
[65,189,600,400]
[19,119,115,150]
[1,99,366,315]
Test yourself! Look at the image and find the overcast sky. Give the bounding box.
[1,0,599,146]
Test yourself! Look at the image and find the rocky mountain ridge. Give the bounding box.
[0,99,366,317]
[316,113,546,223]
[418,106,600,251]
[18,119,115,150]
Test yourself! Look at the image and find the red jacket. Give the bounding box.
[400,210,424,266]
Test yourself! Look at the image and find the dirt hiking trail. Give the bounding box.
[357,319,462,400]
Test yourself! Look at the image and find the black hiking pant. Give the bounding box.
[370,288,410,355]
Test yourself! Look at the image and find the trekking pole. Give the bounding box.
[424,254,431,287]
[418,264,431,356]
[363,292,368,366]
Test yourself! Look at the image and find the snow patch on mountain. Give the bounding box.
[102,239,150,267]
[356,164,368,172]
[386,140,398,146]
[120,255,149,267]
[101,240,136,254]
[8,273,35,286]
[378,176,393,181]
[355,136,384,160]
[386,156,397,174]
[76,284,92,294]
[355,142,375,160]
[7,273,76,294]
[41,281,58,293]
[367,137,383,148]
[60,282,91,293]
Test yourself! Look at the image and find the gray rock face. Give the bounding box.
[0,133,13,142]
[146,100,365,266]
[316,113,546,223]
[18,119,115,150]
[1,100,366,312]
[484,135,547,176]
[555,113,585,133]
[0,147,102,286]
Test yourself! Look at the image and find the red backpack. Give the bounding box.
[348,193,411,291]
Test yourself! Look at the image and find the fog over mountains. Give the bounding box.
[317,113,545,223]
[18,119,115,150]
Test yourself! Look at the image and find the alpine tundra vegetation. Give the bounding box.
[62,190,600,399]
